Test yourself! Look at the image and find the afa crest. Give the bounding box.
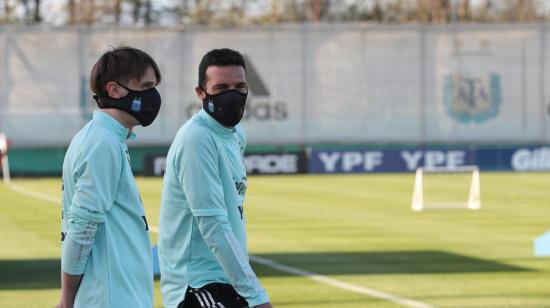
[443,74,501,124]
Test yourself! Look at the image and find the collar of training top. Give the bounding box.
[93,110,136,142]
[198,109,236,138]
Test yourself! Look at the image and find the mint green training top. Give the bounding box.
[159,110,269,307]
[61,111,153,308]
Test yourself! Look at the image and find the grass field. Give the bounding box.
[1,173,550,307]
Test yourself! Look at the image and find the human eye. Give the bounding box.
[214,84,228,91]
[139,81,156,90]
[236,83,248,93]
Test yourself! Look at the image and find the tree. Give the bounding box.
[68,0,76,24]
[144,0,152,25]
[114,0,122,24]
[1,0,550,26]
[3,0,13,22]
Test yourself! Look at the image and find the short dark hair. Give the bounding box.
[90,46,162,96]
[198,48,246,88]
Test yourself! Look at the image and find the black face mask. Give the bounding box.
[94,83,161,127]
[202,88,247,127]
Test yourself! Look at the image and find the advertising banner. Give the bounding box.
[144,152,307,176]
[309,146,550,173]
[309,148,475,173]
[478,146,550,171]
[244,153,308,175]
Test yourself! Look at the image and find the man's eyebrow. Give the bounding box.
[141,81,156,87]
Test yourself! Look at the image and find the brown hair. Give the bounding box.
[90,46,162,96]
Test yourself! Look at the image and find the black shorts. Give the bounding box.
[178,283,249,308]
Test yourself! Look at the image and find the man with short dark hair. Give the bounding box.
[159,48,273,308]
[57,46,162,308]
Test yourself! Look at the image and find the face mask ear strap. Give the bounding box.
[93,95,110,109]
[115,82,132,92]
[199,85,211,97]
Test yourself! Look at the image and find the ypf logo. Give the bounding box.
[443,74,501,124]
[186,55,288,121]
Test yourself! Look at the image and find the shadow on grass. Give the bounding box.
[0,258,162,290]
[251,250,531,277]
[0,251,531,289]
[0,259,60,290]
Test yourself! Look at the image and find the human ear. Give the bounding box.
[105,81,127,99]
[195,86,206,101]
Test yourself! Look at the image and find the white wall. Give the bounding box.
[0,24,548,147]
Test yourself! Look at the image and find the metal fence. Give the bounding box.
[0,24,549,147]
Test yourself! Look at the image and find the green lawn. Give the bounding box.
[1,173,549,307]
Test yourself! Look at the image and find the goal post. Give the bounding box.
[0,133,11,184]
[412,165,480,211]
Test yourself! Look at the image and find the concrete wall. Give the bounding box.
[0,24,549,147]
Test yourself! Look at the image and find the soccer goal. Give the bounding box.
[0,133,11,184]
[412,165,480,211]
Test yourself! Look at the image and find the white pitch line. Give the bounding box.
[5,182,60,204]
[5,183,433,308]
[248,255,434,308]
[149,223,434,308]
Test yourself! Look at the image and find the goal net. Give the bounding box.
[412,165,480,211]
[0,133,10,184]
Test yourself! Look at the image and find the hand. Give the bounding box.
[60,272,82,308]
[55,300,64,308]
[253,303,273,308]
